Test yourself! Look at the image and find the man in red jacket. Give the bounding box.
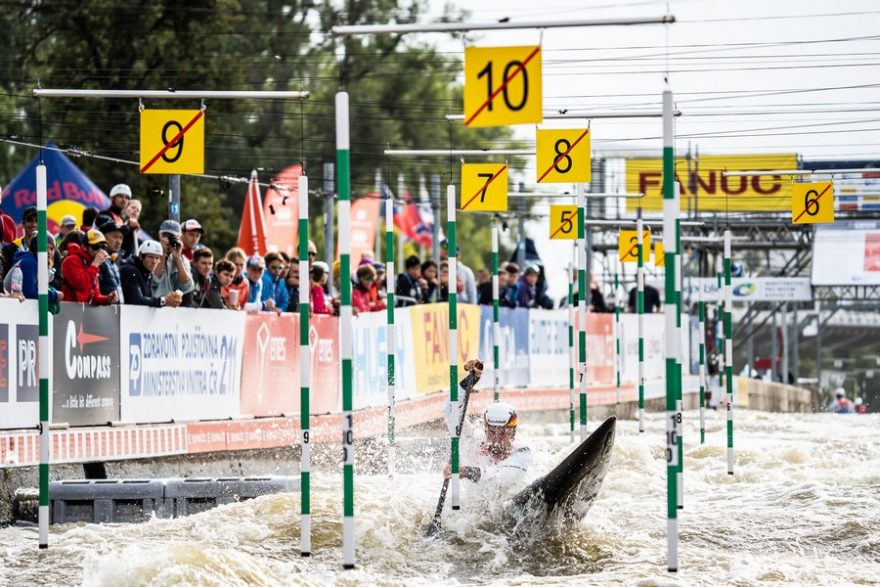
[61,229,117,305]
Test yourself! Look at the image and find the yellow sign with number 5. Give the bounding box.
[792,181,834,224]
[536,129,591,183]
[549,205,579,240]
[140,109,205,174]
[461,163,508,212]
[619,229,652,263]
[463,45,542,128]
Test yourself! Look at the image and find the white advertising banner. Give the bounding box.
[812,220,880,286]
[684,277,812,302]
[351,308,417,410]
[528,309,571,388]
[0,300,40,429]
[119,306,245,423]
[619,314,666,384]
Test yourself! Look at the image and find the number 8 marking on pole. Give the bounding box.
[536,129,591,183]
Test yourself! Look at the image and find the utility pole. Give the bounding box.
[431,174,441,262]
[323,162,335,267]
[168,174,181,221]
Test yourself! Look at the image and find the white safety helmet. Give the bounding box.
[484,402,518,429]
[139,240,163,257]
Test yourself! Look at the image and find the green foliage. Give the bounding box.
[0,0,522,260]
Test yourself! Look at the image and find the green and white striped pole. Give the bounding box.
[724,230,734,475]
[37,162,50,549]
[662,88,680,573]
[699,294,707,445]
[717,272,724,393]
[675,181,684,512]
[447,182,461,509]
[567,255,576,443]
[492,221,500,402]
[577,182,588,441]
[637,217,645,433]
[385,192,397,475]
[336,91,355,570]
[614,268,621,405]
[298,172,312,557]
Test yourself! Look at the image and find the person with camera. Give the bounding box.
[120,240,183,308]
[96,220,125,303]
[151,219,194,299]
[60,229,118,305]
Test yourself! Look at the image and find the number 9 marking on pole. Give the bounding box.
[140,109,205,174]
[464,45,543,128]
[550,205,579,240]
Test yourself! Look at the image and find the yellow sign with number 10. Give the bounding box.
[792,181,834,224]
[460,163,509,212]
[536,129,591,183]
[549,205,579,240]
[619,229,652,263]
[463,45,542,128]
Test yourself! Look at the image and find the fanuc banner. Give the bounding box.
[626,153,798,212]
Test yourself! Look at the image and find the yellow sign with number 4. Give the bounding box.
[140,109,205,174]
[549,205,579,240]
[792,181,834,224]
[536,129,591,183]
[619,229,652,263]
[461,163,508,212]
[463,45,542,128]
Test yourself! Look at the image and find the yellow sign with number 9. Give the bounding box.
[460,163,508,212]
[549,205,579,240]
[140,109,205,174]
[463,45,543,128]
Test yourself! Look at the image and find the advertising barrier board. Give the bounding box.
[0,299,40,429]
[409,303,481,394]
[479,306,530,388]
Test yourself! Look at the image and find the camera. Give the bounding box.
[168,234,181,249]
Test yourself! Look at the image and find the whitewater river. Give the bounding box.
[1,408,878,586]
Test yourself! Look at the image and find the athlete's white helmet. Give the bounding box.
[139,240,163,257]
[484,402,518,429]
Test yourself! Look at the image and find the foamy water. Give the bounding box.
[2,409,879,586]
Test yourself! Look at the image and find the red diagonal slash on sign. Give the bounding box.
[537,129,590,183]
[465,46,541,127]
[549,216,571,239]
[462,165,508,210]
[140,110,204,173]
[793,182,832,223]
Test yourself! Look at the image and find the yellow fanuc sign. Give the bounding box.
[625,153,798,213]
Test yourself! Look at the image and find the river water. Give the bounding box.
[1,409,878,586]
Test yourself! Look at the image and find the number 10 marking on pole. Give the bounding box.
[464,45,543,127]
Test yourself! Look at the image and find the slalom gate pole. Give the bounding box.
[717,272,724,394]
[675,181,684,512]
[699,294,707,445]
[492,222,500,402]
[577,182,588,440]
[614,269,621,405]
[568,254,576,443]
[37,163,49,549]
[298,174,312,557]
[448,183,461,510]
[336,91,355,570]
[637,216,646,433]
[724,230,734,475]
[385,193,397,476]
[662,88,680,573]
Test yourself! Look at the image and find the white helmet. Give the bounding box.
[139,240,163,257]
[484,402,518,428]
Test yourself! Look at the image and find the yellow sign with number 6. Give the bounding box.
[792,181,834,224]
[461,163,508,212]
[536,129,591,183]
[140,109,205,174]
[463,45,542,128]
[619,229,652,263]
[549,205,579,240]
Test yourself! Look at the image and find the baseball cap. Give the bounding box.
[158,219,181,236]
[524,265,540,276]
[181,219,204,234]
[96,220,123,235]
[138,240,163,257]
[246,255,265,269]
[86,229,108,246]
[60,215,78,227]
[22,206,37,221]
[109,184,132,198]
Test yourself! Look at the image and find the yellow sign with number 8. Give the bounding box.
[463,45,543,128]
[792,181,834,224]
[460,163,508,212]
[536,129,591,183]
[549,205,579,240]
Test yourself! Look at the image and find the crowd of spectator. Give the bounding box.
[0,183,664,317]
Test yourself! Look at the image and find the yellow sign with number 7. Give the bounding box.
[460,163,509,212]
[549,205,579,240]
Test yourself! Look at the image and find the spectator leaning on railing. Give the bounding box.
[262,251,289,313]
[4,232,62,312]
[395,254,423,307]
[352,263,386,313]
[214,258,239,310]
[180,218,204,261]
[120,240,182,308]
[311,261,332,315]
[186,247,225,309]
[223,247,249,309]
[152,219,194,299]
[96,220,124,303]
[61,229,118,305]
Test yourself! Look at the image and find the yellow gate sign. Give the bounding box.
[461,163,508,212]
[549,205,579,240]
[619,229,652,263]
[654,242,665,267]
[536,129,591,183]
[792,181,835,224]
[463,45,542,128]
[140,109,205,174]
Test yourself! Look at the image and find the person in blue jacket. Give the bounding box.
[261,252,289,313]
[8,232,63,311]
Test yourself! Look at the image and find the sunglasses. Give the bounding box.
[269,264,284,271]
[308,251,317,257]
[362,275,375,282]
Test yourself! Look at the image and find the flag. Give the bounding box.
[263,163,301,257]
[236,170,268,256]
[387,184,432,248]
